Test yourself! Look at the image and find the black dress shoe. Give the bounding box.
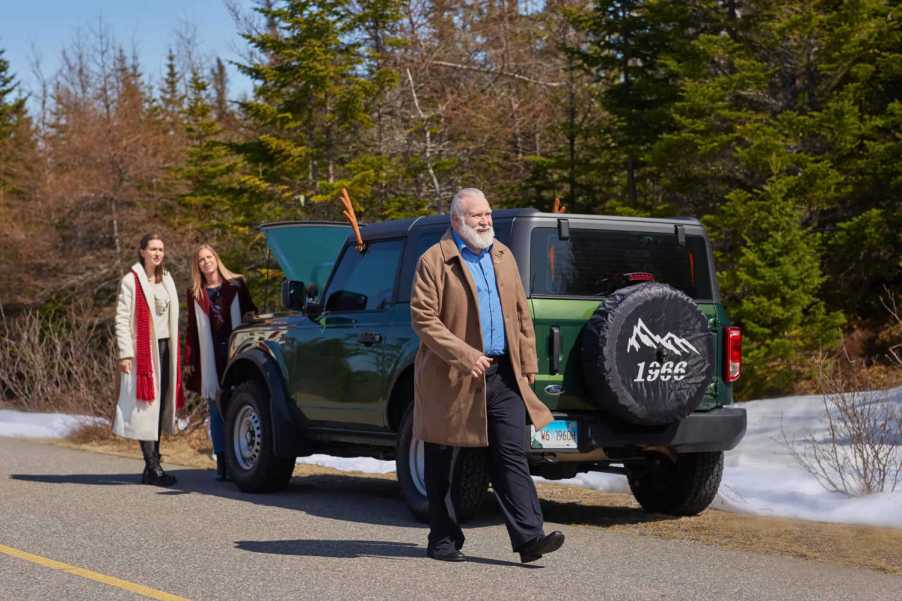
[518,530,565,564]
[427,548,466,562]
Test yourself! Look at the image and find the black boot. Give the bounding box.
[154,441,178,485]
[216,454,231,481]
[140,440,176,487]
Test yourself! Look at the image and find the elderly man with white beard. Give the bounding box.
[410,188,565,563]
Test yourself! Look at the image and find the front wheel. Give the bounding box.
[627,451,723,516]
[395,404,490,523]
[224,380,295,493]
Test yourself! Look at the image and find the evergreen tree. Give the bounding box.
[231,0,403,222]
[706,181,844,396]
[652,1,853,395]
[174,71,243,228]
[210,58,232,126]
[813,0,902,319]
[158,49,185,132]
[0,47,40,300]
[574,0,720,213]
[0,48,34,200]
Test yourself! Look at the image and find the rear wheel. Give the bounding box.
[627,451,723,516]
[225,380,296,493]
[395,404,490,523]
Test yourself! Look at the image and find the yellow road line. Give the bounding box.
[0,544,190,601]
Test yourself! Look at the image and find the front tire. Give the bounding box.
[395,404,490,523]
[627,451,723,516]
[224,380,296,493]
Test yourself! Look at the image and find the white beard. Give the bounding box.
[457,221,495,250]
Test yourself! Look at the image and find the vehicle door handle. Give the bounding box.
[357,331,383,346]
[549,326,561,375]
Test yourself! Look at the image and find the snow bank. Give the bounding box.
[0,410,105,438]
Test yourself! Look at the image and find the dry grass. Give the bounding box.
[56,427,902,576]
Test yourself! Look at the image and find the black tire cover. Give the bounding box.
[580,283,714,425]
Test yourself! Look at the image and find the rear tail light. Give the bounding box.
[624,272,655,283]
[724,327,742,382]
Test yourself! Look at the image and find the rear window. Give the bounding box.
[529,227,713,300]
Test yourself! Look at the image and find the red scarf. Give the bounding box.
[132,271,185,410]
[133,272,155,402]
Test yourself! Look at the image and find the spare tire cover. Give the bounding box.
[580,283,714,425]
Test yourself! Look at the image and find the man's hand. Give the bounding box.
[471,355,492,378]
[118,359,132,374]
[525,373,536,385]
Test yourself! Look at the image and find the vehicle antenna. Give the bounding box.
[340,188,366,253]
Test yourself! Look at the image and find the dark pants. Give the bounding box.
[425,356,545,553]
[140,339,169,444]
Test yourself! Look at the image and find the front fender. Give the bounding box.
[221,347,307,458]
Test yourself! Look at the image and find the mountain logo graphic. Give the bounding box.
[626,318,700,356]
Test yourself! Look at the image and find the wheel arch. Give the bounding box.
[385,364,414,433]
[221,348,306,458]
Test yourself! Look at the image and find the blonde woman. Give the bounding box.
[184,244,257,480]
[114,233,184,486]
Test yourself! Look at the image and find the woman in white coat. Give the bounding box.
[114,233,184,486]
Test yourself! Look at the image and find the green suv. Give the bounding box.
[219,209,746,519]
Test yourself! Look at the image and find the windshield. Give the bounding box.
[529,227,713,300]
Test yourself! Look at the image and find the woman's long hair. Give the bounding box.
[191,244,243,302]
[137,233,166,281]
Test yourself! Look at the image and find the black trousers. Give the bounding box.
[141,339,169,443]
[425,357,545,553]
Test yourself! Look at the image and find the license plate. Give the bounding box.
[530,419,578,450]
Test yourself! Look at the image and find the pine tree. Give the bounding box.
[652,1,853,395]
[0,48,34,200]
[230,0,403,222]
[173,70,245,238]
[210,58,231,126]
[706,181,844,396]
[158,50,185,133]
[574,0,721,213]
[0,48,40,302]
[813,0,902,319]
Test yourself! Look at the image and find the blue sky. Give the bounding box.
[0,0,255,102]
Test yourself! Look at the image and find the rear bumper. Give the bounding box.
[533,407,747,455]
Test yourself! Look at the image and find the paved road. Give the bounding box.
[2,438,901,601]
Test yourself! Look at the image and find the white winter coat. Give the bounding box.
[112,263,180,441]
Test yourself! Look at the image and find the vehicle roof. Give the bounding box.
[260,209,703,241]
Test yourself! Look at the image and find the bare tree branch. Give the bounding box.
[430,60,563,88]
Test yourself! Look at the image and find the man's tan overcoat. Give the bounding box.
[410,230,553,446]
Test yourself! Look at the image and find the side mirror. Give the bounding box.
[281,280,306,311]
[304,301,324,320]
[325,290,368,312]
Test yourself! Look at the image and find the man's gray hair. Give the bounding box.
[449,188,487,218]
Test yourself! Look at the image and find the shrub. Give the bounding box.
[0,304,116,417]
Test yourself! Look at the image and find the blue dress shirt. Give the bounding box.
[452,231,507,356]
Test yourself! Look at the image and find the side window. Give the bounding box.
[324,239,404,312]
[399,229,445,301]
